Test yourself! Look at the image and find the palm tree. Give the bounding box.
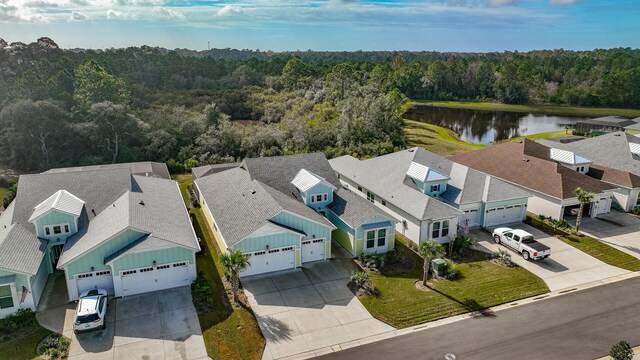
[220,250,250,303]
[418,240,445,286]
[574,187,595,232]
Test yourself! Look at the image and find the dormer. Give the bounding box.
[550,148,592,174]
[629,142,640,159]
[291,169,337,210]
[28,190,84,242]
[407,161,450,197]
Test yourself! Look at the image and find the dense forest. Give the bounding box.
[1,37,640,176]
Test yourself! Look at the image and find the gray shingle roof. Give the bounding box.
[58,175,199,266]
[0,224,47,275]
[44,162,171,180]
[192,162,241,180]
[330,148,527,220]
[537,132,640,178]
[328,188,397,229]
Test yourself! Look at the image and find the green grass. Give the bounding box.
[500,130,576,143]
[0,310,52,360]
[413,100,640,118]
[402,119,486,155]
[0,187,8,204]
[176,175,265,360]
[525,214,640,272]
[360,237,549,328]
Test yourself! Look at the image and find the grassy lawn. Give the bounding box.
[499,130,575,143]
[403,119,486,155]
[360,237,549,328]
[0,310,52,360]
[413,100,640,118]
[525,214,640,272]
[176,175,265,360]
[0,187,7,204]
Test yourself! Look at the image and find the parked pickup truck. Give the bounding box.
[492,227,551,261]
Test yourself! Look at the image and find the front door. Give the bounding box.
[50,244,64,267]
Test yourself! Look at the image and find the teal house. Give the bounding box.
[194,153,397,278]
[0,162,199,318]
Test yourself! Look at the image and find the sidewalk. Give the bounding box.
[277,271,640,360]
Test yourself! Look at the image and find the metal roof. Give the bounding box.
[407,162,450,182]
[291,169,337,193]
[28,190,85,222]
[550,148,592,165]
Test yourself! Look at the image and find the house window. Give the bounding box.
[310,193,327,203]
[442,220,449,237]
[0,285,14,309]
[366,230,375,249]
[44,223,70,237]
[64,224,70,233]
[337,174,341,179]
[45,227,50,236]
[367,192,375,203]
[377,228,386,247]
[430,184,440,193]
[323,193,328,201]
[358,186,363,192]
[432,222,440,239]
[382,200,387,206]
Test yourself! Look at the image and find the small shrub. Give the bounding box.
[166,159,186,174]
[358,253,385,270]
[184,159,199,171]
[0,308,38,337]
[350,270,374,296]
[190,273,214,312]
[632,207,640,215]
[453,235,475,257]
[493,249,515,267]
[440,259,460,280]
[39,334,70,360]
[610,340,633,360]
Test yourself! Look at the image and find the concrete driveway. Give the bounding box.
[243,257,395,360]
[37,277,207,360]
[471,223,629,291]
[576,211,640,260]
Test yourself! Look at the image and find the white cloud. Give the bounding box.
[217,4,243,16]
[70,10,86,20]
[550,0,579,4]
[152,6,185,20]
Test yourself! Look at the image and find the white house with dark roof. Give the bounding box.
[0,162,199,318]
[194,153,397,277]
[330,147,532,245]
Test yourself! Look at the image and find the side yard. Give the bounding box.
[0,310,53,360]
[403,119,485,155]
[358,236,549,329]
[176,175,265,360]
[524,214,640,272]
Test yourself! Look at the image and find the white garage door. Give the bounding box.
[119,261,190,297]
[240,246,295,277]
[486,205,524,227]
[593,197,611,216]
[302,238,325,263]
[459,209,481,228]
[75,270,114,298]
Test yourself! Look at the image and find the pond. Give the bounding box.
[404,105,590,144]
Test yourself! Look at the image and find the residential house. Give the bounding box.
[450,139,617,220]
[194,153,396,277]
[574,116,637,133]
[538,132,640,212]
[329,147,531,246]
[0,162,199,318]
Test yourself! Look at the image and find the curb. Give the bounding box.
[276,271,640,360]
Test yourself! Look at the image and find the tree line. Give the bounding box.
[0,38,639,173]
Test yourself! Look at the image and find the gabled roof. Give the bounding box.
[28,190,85,222]
[192,162,240,180]
[406,162,450,182]
[291,169,337,193]
[327,188,397,229]
[537,132,640,188]
[549,148,591,165]
[450,139,616,199]
[0,202,48,275]
[43,161,171,180]
[58,175,199,267]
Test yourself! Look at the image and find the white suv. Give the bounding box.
[73,289,108,333]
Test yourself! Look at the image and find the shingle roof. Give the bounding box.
[537,132,640,188]
[192,162,241,180]
[328,188,397,229]
[577,116,636,127]
[28,190,85,222]
[450,139,616,199]
[0,224,47,275]
[291,169,337,193]
[58,175,199,266]
[44,162,171,180]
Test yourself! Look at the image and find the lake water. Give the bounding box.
[404,105,590,144]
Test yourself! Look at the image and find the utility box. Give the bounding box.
[432,258,447,276]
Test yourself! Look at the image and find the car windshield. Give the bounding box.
[522,236,535,243]
[76,313,100,324]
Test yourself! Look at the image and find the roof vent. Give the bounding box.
[522,159,530,163]
[91,209,96,216]
[614,133,621,136]
[408,149,415,152]
[517,140,523,143]
[139,200,145,206]
[250,189,256,194]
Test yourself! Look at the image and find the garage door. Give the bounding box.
[460,209,481,228]
[75,270,114,298]
[119,261,190,297]
[240,246,295,277]
[593,197,611,216]
[485,205,524,227]
[302,238,325,263]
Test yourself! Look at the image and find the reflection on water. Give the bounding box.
[404,105,589,144]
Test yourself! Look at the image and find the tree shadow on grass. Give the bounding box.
[426,285,496,318]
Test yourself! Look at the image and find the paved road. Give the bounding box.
[317,277,640,360]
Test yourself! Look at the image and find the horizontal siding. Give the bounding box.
[64,229,145,279]
[303,183,334,210]
[233,232,301,253]
[355,214,395,240]
[30,253,50,307]
[326,209,355,237]
[200,198,229,253]
[0,269,29,290]
[332,228,354,256]
[112,247,194,274]
[270,212,332,243]
[34,210,77,240]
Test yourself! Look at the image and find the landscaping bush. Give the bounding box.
[453,235,476,257]
[358,252,385,270]
[191,272,214,312]
[610,340,633,360]
[492,249,516,267]
[350,270,374,296]
[0,309,38,339]
[166,159,186,174]
[440,259,460,280]
[38,334,70,360]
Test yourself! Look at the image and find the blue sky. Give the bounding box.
[0,0,638,51]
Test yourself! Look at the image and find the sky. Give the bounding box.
[0,0,639,52]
